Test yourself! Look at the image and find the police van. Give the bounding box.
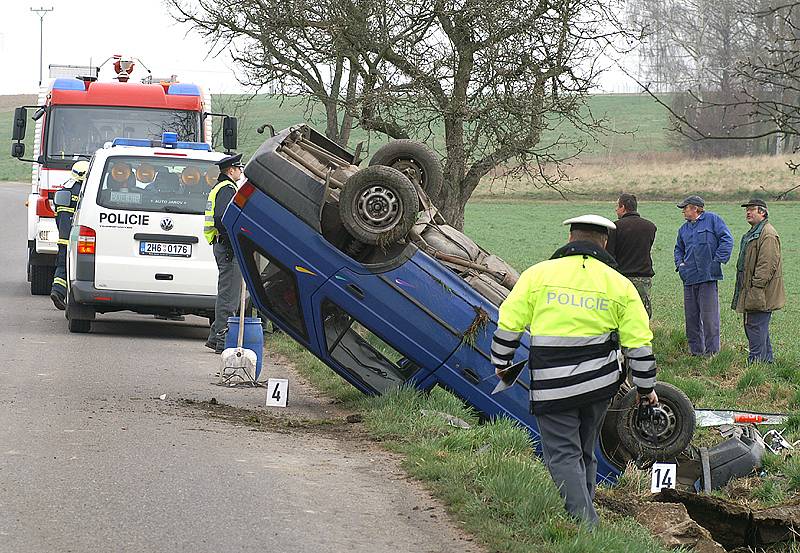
[65,133,227,333]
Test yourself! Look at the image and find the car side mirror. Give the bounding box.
[223,116,238,152]
[12,107,27,141]
[11,142,25,158]
[54,190,72,207]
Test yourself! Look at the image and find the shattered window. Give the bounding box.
[321,299,419,393]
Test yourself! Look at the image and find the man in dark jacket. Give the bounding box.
[607,193,657,318]
[674,195,734,356]
[731,199,785,363]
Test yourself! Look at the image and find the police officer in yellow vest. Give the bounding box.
[491,214,658,527]
[51,160,89,310]
[205,153,245,353]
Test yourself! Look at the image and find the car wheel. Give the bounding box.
[615,382,695,461]
[66,287,93,333]
[368,139,444,199]
[68,317,91,333]
[30,264,54,295]
[339,165,419,246]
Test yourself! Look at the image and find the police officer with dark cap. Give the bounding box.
[204,153,245,353]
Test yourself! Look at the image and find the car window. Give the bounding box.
[95,156,219,214]
[245,246,308,340]
[321,299,420,393]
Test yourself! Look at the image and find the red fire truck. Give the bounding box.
[11,55,236,295]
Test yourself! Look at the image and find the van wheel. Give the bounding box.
[339,166,419,245]
[30,264,54,295]
[369,140,444,199]
[68,317,91,333]
[66,287,93,333]
[615,382,695,461]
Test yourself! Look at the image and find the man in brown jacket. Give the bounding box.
[731,199,785,363]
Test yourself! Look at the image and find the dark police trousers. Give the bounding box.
[207,238,242,347]
[536,399,608,527]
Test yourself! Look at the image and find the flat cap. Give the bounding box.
[562,214,616,233]
[677,195,704,208]
[215,153,244,170]
[741,198,767,209]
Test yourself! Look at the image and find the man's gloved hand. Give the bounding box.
[637,390,659,405]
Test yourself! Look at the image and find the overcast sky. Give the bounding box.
[0,0,641,96]
[0,0,241,95]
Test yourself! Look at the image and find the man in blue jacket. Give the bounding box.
[674,195,734,356]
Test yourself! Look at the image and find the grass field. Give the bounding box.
[462,201,799,414]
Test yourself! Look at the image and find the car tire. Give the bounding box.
[30,264,54,295]
[339,165,419,245]
[68,317,91,333]
[66,287,93,333]
[615,382,695,461]
[368,139,444,199]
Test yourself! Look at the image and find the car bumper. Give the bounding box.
[35,219,59,255]
[71,280,216,310]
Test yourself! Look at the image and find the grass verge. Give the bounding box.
[268,335,671,552]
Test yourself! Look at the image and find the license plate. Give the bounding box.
[139,241,192,257]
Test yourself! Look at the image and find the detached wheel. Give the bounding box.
[368,139,444,199]
[615,382,695,461]
[339,165,419,245]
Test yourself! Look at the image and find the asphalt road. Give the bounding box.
[0,182,481,553]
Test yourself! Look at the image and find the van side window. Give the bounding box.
[321,299,420,393]
[242,240,308,341]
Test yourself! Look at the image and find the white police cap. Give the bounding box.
[562,214,616,231]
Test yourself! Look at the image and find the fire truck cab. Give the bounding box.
[10,56,236,296]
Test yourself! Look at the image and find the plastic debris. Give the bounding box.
[763,429,793,454]
[696,409,789,427]
[420,410,471,429]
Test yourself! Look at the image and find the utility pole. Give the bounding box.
[31,6,54,87]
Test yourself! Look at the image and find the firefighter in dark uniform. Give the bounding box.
[204,153,245,353]
[491,214,658,527]
[51,160,89,310]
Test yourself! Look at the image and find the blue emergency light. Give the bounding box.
[52,78,86,91]
[162,132,179,147]
[111,135,211,151]
[167,83,201,96]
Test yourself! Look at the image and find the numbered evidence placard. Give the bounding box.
[265,378,289,408]
[650,462,677,493]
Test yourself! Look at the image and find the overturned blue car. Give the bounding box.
[222,124,695,483]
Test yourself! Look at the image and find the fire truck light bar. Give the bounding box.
[167,83,201,96]
[52,78,86,91]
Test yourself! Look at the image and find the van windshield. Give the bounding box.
[96,156,220,214]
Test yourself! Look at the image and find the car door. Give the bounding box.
[308,253,480,395]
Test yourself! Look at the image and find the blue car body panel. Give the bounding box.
[223,188,621,484]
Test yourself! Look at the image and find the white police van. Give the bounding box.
[65,133,226,333]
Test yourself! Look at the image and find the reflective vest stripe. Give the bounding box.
[57,239,69,246]
[623,345,656,389]
[531,333,612,347]
[531,369,620,402]
[52,277,67,287]
[204,179,236,244]
[531,350,618,382]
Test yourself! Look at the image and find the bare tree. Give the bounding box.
[171,0,639,228]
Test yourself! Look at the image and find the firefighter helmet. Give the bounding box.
[70,160,90,182]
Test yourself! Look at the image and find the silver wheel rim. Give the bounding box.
[633,402,678,443]
[354,185,402,232]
